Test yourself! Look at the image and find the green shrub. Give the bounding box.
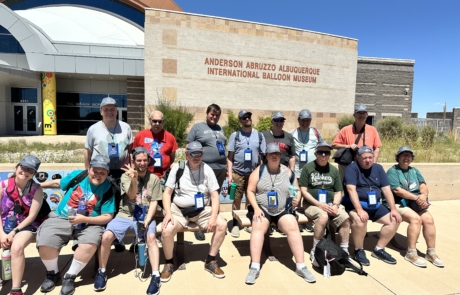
[337,115,354,130]
[254,115,272,132]
[402,124,418,144]
[150,99,194,148]
[421,125,436,147]
[377,117,404,139]
[222,110,241,139]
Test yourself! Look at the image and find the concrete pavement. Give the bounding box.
[5,200,459,295]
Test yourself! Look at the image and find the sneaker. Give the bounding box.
[354,249,370,266]
[204,260,225,278]
[146,275,161,295]
[160,263,174,282]
[404,252,427,268]
[60,274,77,295]
[129,243,138,253]
[295,266,316,283]
[371,248,397,264]
[269,226,274,236]
[276,226,286,235]
[10,289,23,295]
[304,224,314,232]
[194,230,206,241]
[245,267,260,284]
[426,252,445,268]
[298,224,304,232]
[113,243,126,252]
[310,249,319,267]
[93,269,108,291]
[231,226,240,238]
[40,270,61,293]
[244,227,252,233]
[155,233,162,246]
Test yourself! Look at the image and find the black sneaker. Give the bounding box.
[60,274,77,295]
[269,226,274,236]
[371,248,397,264]
[146,275,161,295]
[354,249,370,266]
[40,270,61,293]
[194,230,205,241]
[304,224,314,232]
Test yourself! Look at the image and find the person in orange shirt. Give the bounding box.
[332,104,382,181]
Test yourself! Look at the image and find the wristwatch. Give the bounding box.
[13,228,20,234]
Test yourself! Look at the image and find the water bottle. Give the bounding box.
[2,249,11,281]
[229,182,237,200]
[77,197,88,229]
[3,215,17,234]
[288,185,299,199]
[221,179,228,197]
[137,243,147,267]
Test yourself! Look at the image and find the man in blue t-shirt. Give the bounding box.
[342,146,401,266]
[36,155,115,295]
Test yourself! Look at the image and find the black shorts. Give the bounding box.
[246,205,292,227]
[343,203,390,222]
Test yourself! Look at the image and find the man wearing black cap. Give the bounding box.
[342,146,401,267]
[332,104,382,180]
[227,110,266,237]
[93,147,162,294]
[37,155,116,295]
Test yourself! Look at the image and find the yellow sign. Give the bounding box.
[41,72,56,135]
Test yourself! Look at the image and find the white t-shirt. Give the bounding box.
[166,161,219,208]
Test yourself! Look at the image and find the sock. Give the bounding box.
[296,263,306,270]
[427,248,436,255]
[355,248,363,251]
[99,268,106,273]
[42,258,59,273]
[66,259,87,276]
[152,271,160,276]
[165,258,174,265]
[250,262,260,270]
[407,248,417,255]
[11,287,21,291]
[206,254,216,264]
[375,246,383,251]
[340,242,349,254]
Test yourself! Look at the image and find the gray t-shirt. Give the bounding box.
[166,161,220,208]
[186,122,227,169]
[256,165,292,216]
[228,129,266,175]
[290,127,322,178]
[85,120,133,170]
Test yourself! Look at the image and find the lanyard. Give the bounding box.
[267,165,280,190]
[398,169,411,190]
[18,180,31,197]
[188,163,202,193]
[297,128,310,149]
[84,182,102,200]
[102,121,118,143]
[207,123,219,140]
[362,174,374,191]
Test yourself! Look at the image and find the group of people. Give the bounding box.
[0,98,444,295]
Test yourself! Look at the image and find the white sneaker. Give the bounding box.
[231,226,240,238]
[310,249,319,267]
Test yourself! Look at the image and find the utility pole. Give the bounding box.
[442,102,446,133]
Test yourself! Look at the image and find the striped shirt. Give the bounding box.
[256,164,291,216]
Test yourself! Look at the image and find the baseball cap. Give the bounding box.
[19,155,41,172]
[396,146,414,157]
[132,147,155,167]
[90,155,110,171]
[238,110,252,119]
[356,145,374,156]
[272,111,285,120]
[266,143,280,154]
[100,97,117,108]
[298,109,312,119]
[186,141,204,153]
[315,141,332,151]
[354,104,368,113]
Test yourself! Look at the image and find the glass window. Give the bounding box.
[11,88,38,103]
[0,25,26,54]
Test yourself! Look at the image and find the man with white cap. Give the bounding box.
[342,146,401,267]
[227,110,266,237]
[37,155,116,295]
[332,104,382,180]
[160,141,227,282]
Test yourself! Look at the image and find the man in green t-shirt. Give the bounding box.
[299,141,350,267]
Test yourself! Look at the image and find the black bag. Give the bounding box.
[314,220,367,277]
[333,126,364,165]
[178,206,204,218]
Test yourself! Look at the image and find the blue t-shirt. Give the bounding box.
[343,162,389,202]
[56,170,115,218]
[228,130,266,175]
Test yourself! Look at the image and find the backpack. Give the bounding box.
[291,127,321,141]
[158,161,186,209]
[314,220,368,277]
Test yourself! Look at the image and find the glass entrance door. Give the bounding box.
[13,104,39,135]
[119,108,127,123]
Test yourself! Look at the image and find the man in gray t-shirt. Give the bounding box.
[227,110,266,237]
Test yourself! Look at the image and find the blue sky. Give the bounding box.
[174,0,460,118]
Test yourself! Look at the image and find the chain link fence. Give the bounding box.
[411,118,452,134]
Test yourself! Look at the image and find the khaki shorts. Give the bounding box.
[304,204,349,228]
[171,203,213,229]
[232,171,250,201]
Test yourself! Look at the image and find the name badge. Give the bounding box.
[318,189,328,204]
[299,150,307,163]
[108,143,119,157]
[409,182,416,190]
[154,153,162,168]
[195,193,205,210]
[216,140,225,154]
[144,138,153,143]
[267,190,278,207]
[244,148,252,162]
[133,204,146,222]
[368,191,377,206]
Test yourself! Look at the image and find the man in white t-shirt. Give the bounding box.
[159,141,227,282]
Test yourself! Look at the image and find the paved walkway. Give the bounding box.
[0,135,86,144]
[9,200,460,295]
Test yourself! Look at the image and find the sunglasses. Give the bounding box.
[240,116,252,121]
[316,150,331,156]
[151,119,164,124]
[19,165,35,174]
[273,118,285,123]
[190,152,203,158]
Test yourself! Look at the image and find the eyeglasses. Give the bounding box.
[92,170,108,177]
[273,118,285,123]
[240,116,252,121]
[189,152,203,158]
[316,151,331,156]
[151,119,164,124]
[19,165,35,174]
